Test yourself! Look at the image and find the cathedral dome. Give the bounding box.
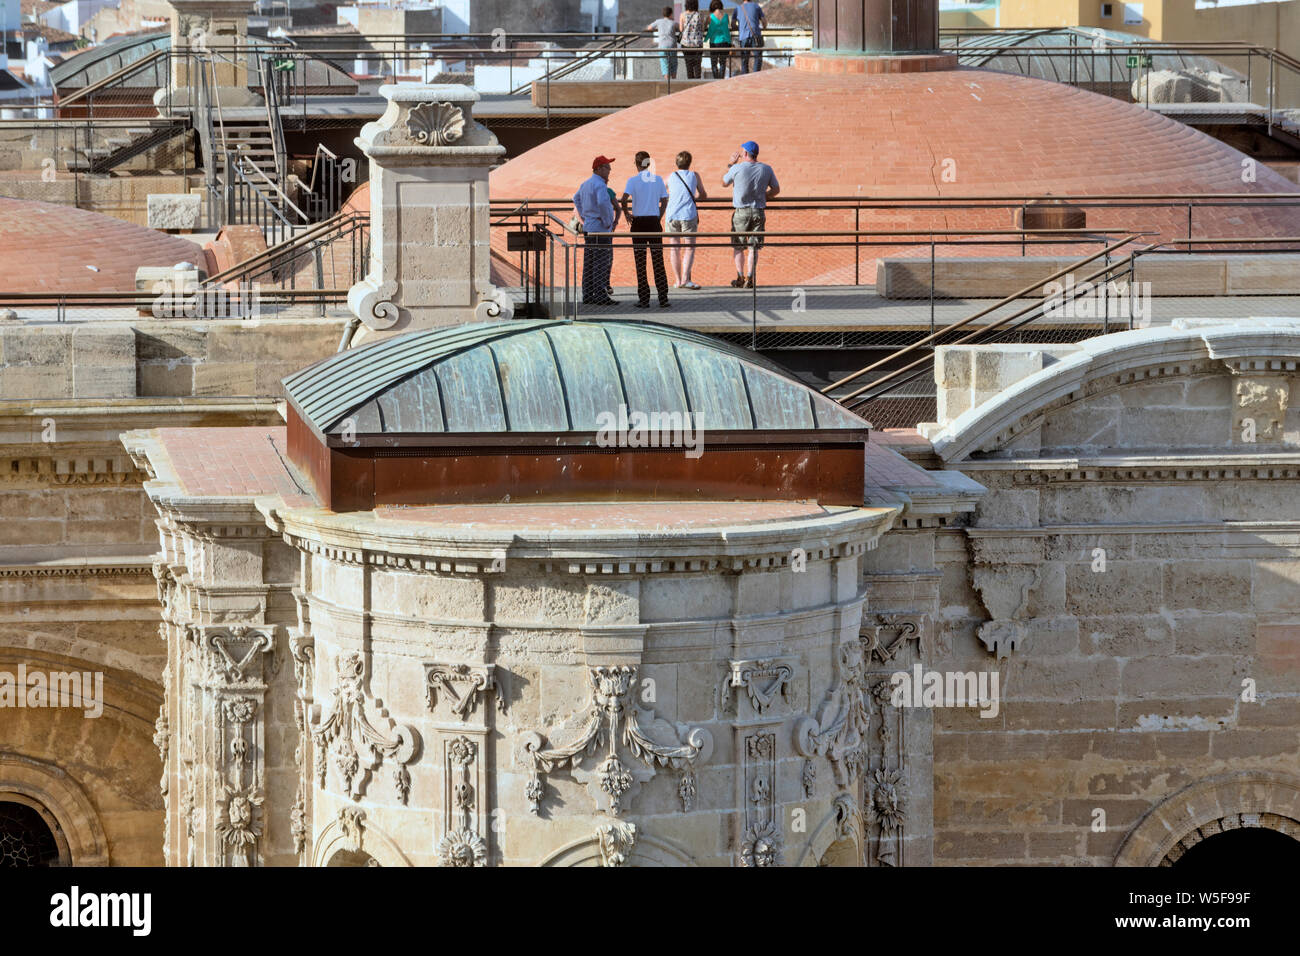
[285,318,866,436]
[489,65,1300,287]
[0,197,206,294]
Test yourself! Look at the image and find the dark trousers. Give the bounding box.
[682,47,703,78]
[709,42,730,78]
[631,215,668,305]
[581,233,612,303]
[740,37,762,73]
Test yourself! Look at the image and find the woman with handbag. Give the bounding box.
[666,150,708,289]
[706,0,731,80]
[679,0,705,80]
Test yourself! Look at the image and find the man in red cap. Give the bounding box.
[572,156,618,306]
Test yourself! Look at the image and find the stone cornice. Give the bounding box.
[0,397,281,431]
[966,521,1300,559]
[955,455,1300,483]
[267,502,901,572]
[0,457,143,486]
[0,558,154,579]
[124,428,280,534]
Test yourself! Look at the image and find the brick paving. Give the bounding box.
[153,426,315,505]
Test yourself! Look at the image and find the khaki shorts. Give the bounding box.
[731,207,766,249]
[666,218,699,233]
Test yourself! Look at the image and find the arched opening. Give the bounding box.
[818,836,861,867]
[1169,826,1300,872]
[0,799,62,867]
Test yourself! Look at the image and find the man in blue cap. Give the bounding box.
[721,140,780,288]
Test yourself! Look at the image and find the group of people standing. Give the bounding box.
[571,142,780,307]
[649,0,768,80]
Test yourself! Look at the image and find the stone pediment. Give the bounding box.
[926,319,1300,463]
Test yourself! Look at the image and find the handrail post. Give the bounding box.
[1129,251,1139,331]
[225,151,235,227]
[1102,245,1110,335]
[854,205,860,285]
[751,261,758,350]
[1268,52,1275,138]
[930,239,935,336]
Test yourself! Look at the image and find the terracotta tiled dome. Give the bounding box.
[341,181,370,215]
[490,66,1300,287]
[0,197,206,293]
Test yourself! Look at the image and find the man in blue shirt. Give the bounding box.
[733,0,765,74]
[619,150,671,308]
[721,140,779,288]
[573,155,617,305]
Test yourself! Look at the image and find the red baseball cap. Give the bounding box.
[592,155,616,170]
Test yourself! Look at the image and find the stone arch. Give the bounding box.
[311,807,412,868]
[927,321,1300,462]
[1114,771,1300,867]
[0,753,109,866]
[539,829,696,867]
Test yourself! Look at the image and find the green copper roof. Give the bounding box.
[283,320,868,436]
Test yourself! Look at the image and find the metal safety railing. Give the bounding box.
[823,236,1149,413]
[820,233,1300,427]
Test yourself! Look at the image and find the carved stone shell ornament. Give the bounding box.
[407,102,466,146]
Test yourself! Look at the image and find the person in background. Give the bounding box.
[666,150,707,289]
[679,0,705,80]
[721,139,779,288]
[620,150,671,308]
[706,0,731,79]
[573,155,618,305]
[733,0,766,74]
[648,6,679,79]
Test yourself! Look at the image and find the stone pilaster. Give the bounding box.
[187,622,277,866]
[347,84,512,340]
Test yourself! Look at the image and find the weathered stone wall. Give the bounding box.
[0,321,343,400]
[923,328,1300,865]
[0,390,290,864]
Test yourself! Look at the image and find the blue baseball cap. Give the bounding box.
[741,140,759,157]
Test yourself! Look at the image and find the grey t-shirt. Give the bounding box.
[723,161,779,209]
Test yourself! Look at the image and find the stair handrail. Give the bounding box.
[508,32,638,97]
[205,207,367,285]
[205,210,370,288]
[55,48,170,109]
[823,235,1150,407]
[261,54,291,192]
[234,149,309,223]
[296,143,345,220]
